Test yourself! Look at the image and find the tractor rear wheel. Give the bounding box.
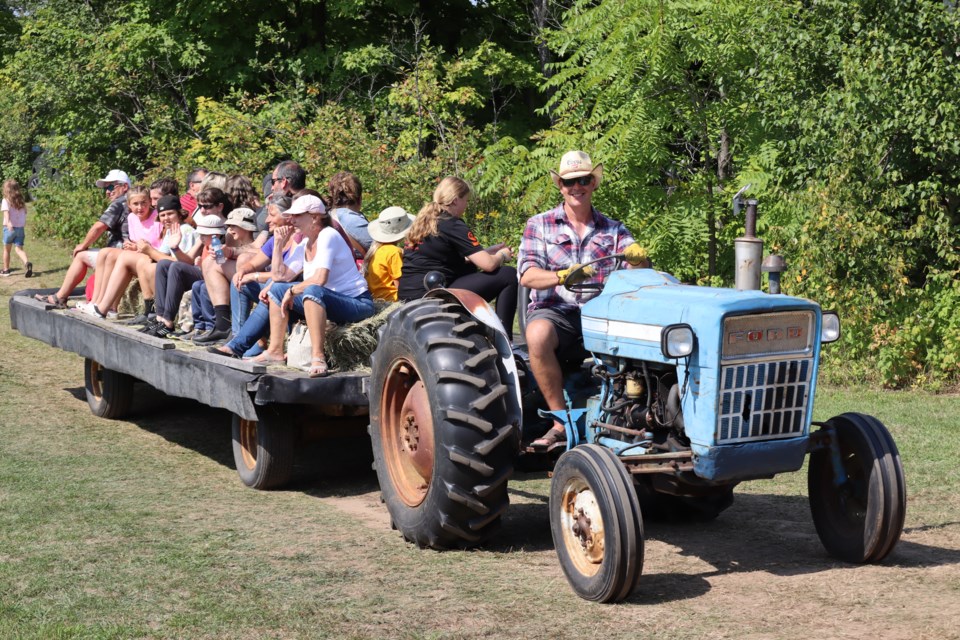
[550,444,644,603]
[369,298,519,549]
[808,412,906,563]
[84,358,134,419]
[231,405,296,490]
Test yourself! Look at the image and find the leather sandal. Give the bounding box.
[530,427,567,452]
[34,293,67,309]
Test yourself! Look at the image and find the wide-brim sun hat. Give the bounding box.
[225,207,258,231]
[549,150,603,189]
[284,194,327,216]
[95,169,132,188]
[368,206,415,244]
[194,212,226,235]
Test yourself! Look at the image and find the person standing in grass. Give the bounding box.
[1,179,31,277]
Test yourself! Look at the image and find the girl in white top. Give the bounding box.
[1,179,30,277]
[252,194,374,377]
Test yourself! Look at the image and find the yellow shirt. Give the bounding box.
[366,243,403,301]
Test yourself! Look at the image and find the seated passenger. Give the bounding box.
[397,176,518,340]
[191,207,259,344]
[78,186,162,318]
[127,196,199,323]
[140,188,232,337]
[82,193,184,319]
[210,195,374,377]
[327,171,370,260]
[35,170,129,308]
[364,206,415,302]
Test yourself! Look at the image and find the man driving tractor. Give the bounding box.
[518,150,649,451]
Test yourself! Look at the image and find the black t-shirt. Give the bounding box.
[398,213,484,300]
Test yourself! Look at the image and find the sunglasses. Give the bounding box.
[270,177,284,184]
[560,176,594,187]
[104,184,121,192]
[197,202,219,209]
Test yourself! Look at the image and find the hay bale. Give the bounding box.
[118,277,144,316]
[324,300,401,372]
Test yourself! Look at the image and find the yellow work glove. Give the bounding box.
[557,264,595,286]
[623,243,649,266]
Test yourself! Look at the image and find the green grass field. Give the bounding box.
[1,230,959,639]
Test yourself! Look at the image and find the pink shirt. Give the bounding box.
[127,211,164,248]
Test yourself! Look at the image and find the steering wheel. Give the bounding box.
[564,253,624,293]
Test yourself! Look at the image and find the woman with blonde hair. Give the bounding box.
[398,176,518,339]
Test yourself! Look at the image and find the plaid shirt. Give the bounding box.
[518,203,634,312]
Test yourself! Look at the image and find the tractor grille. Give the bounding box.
[717,358,812,444]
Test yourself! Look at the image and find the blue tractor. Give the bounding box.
[368,215,906,603]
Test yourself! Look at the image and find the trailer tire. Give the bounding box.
[232,405,296,490]
[84,358,134,419]
[550,444,644,603]
[808,412,906,563]
[369,298,519,549]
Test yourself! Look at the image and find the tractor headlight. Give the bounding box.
[821,312,841,343]
[661,323,695,358]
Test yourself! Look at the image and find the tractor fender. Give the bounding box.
[424,288,522,426]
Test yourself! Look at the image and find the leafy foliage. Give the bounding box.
[3,0,960,388]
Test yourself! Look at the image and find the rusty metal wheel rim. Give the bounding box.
[381,358,435,507]
[559,476,605,576]
[88,360,104,401]
[238,418,258,470]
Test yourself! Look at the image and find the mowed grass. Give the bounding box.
[2,227,959,639]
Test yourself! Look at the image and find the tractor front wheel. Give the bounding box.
[808,412,906,563]
[550,444,644,603]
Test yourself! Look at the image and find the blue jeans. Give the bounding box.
[231,280,264,356]
[191,280,214,332]
[267,282,375,325]
[230,280,262,333]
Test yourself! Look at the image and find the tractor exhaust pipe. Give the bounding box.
[734,197,762,291]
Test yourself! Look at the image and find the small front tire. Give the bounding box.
[550,444,644,603]
[808,412,906,563]
[84,358,134,419]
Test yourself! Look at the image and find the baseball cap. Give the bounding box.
[284,194,327,216]
[95,169,132,188]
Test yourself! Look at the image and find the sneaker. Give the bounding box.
[193,328,232,345]
[154,324,174,339]
[125,313,151,325]
[24,262,32,278]
[106,310,119,320]
[138,319,160,334]
[0,269,10,277]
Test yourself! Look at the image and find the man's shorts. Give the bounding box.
[79,249,99,269]
[526,306,588,362]
[2,227,25,246]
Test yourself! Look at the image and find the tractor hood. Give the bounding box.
[581,269,822,364]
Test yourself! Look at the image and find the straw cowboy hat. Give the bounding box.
[549,150,603,189]
[368,206,415,244]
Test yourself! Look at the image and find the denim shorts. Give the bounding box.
[2,227,25,246]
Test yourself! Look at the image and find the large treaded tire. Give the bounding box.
[369,298,519,549]
[84,358,134,419]
[231,405,296,490]
[808,412,906,563]
[550,444,644,603]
